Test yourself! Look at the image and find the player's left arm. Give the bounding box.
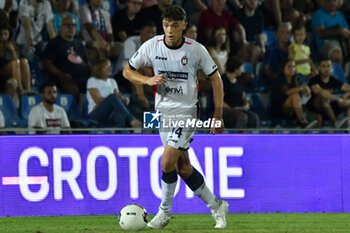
[209,71,224,135]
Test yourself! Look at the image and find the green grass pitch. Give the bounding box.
[1,213,350,233]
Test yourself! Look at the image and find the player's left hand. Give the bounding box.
[210,118,224,135]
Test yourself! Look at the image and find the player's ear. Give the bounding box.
[182,22,187,31]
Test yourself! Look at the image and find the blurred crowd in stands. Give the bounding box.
[1,0,350,134]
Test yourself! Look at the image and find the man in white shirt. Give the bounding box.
[123,5,227,230]
[28,82,70,134]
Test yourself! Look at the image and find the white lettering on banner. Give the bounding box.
[19,147,49,202]
[87,146,117,200]
[53,148,84,200]
[150,146,180,199]
[118,147,148,199]
[219,147,245,198]
[15,146,245,201]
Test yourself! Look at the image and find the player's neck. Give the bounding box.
[165,36,184,48]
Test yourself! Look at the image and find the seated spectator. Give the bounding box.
[43,17,90,102]
[79,0,120,60]
[183,23,198,40]
[222,56,259,128]
[0,109,5,134]
[288,24,318,84]
[232,0,264,68]
[311,0,350,64]
[183,0,208,25]
[111,0,143,42]
[49,0,76,14]
[198,0,245,46]
[115,21,156,110]
[270,59,315,128]
[306,57,350,128]
[87,59,142,127]
[16,0,56,61]
[136,0,173,35]
[207,25,229,75]
[262,22,291,85]
[28,82,71,134]
[52,0,80,35]
[0,25,36,96]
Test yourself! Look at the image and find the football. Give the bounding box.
[118,204,148,230]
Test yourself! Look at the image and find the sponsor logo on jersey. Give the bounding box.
[165,86,184,95]
[158,71,188,80]
[181,56,188,66]
[155,56,168,60]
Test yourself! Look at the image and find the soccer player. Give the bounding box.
[123,5,228,229]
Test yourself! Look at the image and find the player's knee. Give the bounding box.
[161,157,176,172]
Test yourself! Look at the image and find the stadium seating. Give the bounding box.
[331,62,346,83]
[20,94,42,120]
[0,95,27,127]
[56,94,81,121]
[29,61,47,91]
[262,30,277,48]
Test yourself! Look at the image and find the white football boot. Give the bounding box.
[146,209,171,229]
[211,200,229,228]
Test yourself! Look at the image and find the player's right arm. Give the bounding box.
[123,64,167,86]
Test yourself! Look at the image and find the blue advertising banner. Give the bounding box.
[0,134,349,216]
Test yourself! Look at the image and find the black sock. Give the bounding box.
[184,167,204,191]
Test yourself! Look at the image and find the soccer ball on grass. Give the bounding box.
[118,204,148,230]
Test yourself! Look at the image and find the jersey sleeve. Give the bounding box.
[197,44,218,77]
[128,37,154,70]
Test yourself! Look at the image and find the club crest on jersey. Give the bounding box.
[181,56,188,66]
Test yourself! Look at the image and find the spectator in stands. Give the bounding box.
[270,59,315,128]
[288,24,318,84]
[259,0,304,30]
[0,109,5,134]
[0,25,35,96]
[311,0,350,65]
[52,0,80,35]
[198,0,244,46]
[183,23,198,40]
[183,0,208,25]
[0,0,11,28]
[207,25,229,75]
[43,17,90,102]
[28,82,71,134]
[116,21,156,108]
[112,0,143,42]
[79,0,120,60]
[136,0,173,35]
[222,56,259,128]
[306,57,350,128]
[262,22,291,85]
[16,0,56,61]
[87,59,142,127]
[233,0,265,68]
[49,0,76,14]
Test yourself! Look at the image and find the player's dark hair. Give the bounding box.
[162,5,186,22]
[226,56,243,73]
[39,82,56,94]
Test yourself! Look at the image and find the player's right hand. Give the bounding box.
[147,74,167,86]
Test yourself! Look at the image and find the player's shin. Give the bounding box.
[159,170,178,212]
[185,167,220,211]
